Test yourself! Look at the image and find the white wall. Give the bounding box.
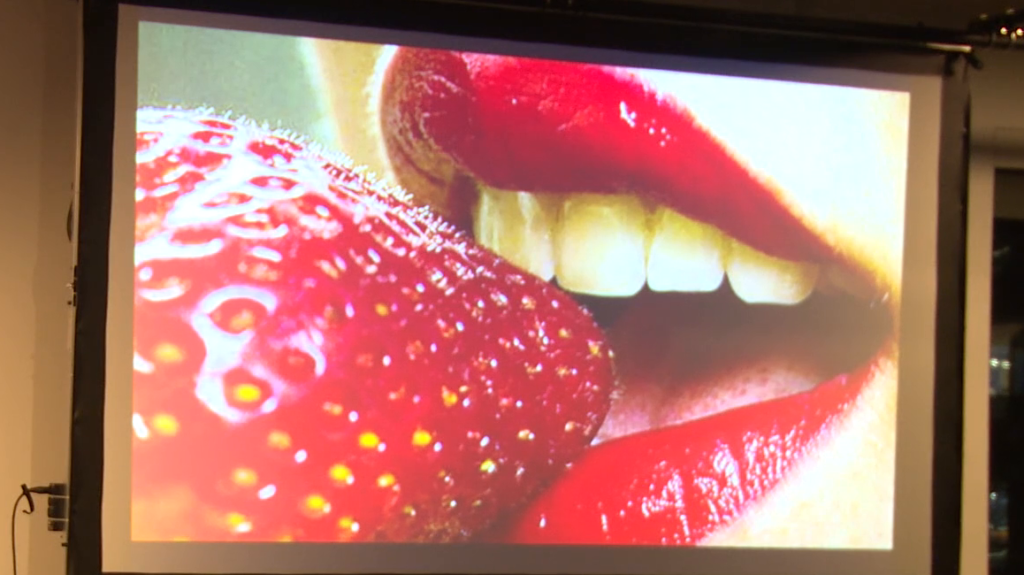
[0,0,79,575]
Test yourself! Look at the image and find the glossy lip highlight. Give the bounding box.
[494,356,886,545]
[372,46,900,545]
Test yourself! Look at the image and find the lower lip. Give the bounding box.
[490,350,884,545]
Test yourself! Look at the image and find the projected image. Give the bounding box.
[131,25,909,548]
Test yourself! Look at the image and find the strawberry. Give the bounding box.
[130,107,615,543]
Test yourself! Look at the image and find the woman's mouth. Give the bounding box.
[371,46,900,545]
[129,38,904,548]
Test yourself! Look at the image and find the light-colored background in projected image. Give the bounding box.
[103,5,941,574]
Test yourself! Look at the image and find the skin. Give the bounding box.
[311,39,907,548]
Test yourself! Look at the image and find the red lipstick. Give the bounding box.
[379,47,832,263]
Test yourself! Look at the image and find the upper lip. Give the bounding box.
[380,47,867,268]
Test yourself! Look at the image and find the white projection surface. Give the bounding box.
[102,5,944,575]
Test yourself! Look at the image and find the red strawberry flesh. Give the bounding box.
[131,107,615,542]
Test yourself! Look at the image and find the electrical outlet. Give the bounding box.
[44,483,68,497]
[43,482,69,531]
[47,495,67,520]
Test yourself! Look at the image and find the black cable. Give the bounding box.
[12,493,26,575]
[11,486,35,575]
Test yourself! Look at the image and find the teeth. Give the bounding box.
[472,188,822,304]
[725,240,819,305]
[647,206,726,293]
[555,194,648,297]
[473,186,557,281]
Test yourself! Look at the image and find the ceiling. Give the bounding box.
[650,0,1020,30]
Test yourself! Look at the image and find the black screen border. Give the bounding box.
[70,3,968,575]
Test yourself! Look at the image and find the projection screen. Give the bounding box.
[101,4,945,574]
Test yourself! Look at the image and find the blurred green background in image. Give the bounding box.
[137,22,339,150]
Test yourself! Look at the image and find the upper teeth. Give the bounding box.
[473,186,822,305]
[556,194,648,297]
[473,188,559,283]
[647,205,727,294]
